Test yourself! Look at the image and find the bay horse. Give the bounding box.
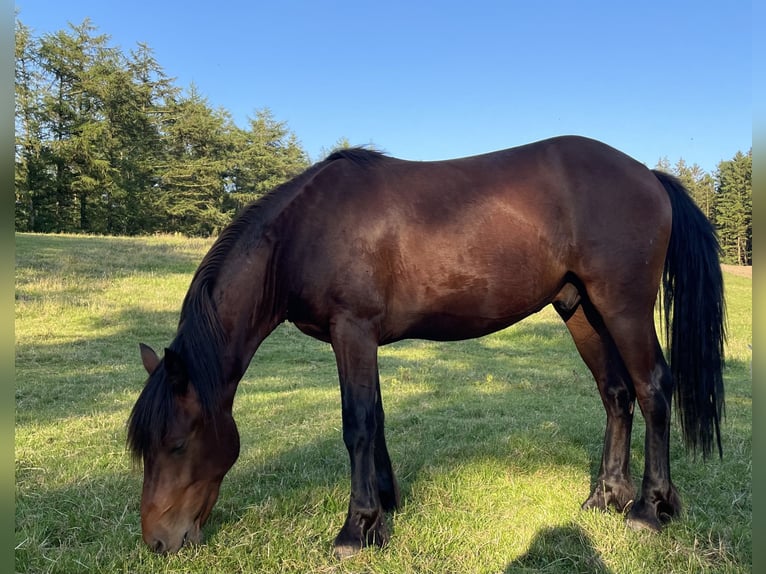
[127,135,725,556]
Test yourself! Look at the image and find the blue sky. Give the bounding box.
[16,0,752,173]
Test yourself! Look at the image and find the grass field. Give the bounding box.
[15,232,752,573]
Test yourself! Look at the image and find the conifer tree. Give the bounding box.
[715,150,752,265]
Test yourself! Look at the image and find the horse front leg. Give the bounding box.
[330,316,389,558]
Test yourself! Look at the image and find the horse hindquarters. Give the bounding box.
[554,169,682,530]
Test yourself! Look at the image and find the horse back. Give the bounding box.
[281,136,671,343]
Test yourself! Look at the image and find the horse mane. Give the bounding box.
[324,146,387,166]
[127,152,374,461]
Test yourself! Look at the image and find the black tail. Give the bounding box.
[653,170,726,459]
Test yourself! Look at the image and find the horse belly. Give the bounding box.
[395,307,537,342]
[382,253,564,343]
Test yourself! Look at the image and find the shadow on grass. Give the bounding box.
[504,524,612,574]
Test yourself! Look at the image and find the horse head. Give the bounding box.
[129,343,240,553]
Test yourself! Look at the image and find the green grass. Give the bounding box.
[15,232,752,573]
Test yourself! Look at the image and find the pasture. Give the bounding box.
[15,232,751,573]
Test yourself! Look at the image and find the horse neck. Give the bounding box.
[203,158,334,385]
[213,237,286,384]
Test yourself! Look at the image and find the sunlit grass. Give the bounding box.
[15,232,751,573]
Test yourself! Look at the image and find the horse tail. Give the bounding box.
[653,169,726,459]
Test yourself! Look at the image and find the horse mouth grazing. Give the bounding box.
[176,514,204,552]
[146,483,221,553]
[185,522,202,546]
[147,515,203,554]
[154,525,199,554]
[181,522,202,549]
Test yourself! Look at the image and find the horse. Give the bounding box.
[127,135,725,556]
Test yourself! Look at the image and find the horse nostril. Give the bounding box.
[152,538,167,553]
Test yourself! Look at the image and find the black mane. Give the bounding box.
[325,147,387,166]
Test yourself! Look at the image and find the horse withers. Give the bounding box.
[127,136,725,556]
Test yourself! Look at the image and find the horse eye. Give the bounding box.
[168,440,187,455]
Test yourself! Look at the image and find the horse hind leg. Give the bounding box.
[554,287,636,513]
[596,307,682,531]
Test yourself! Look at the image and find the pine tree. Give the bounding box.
[715,150,752,265]
[157,86,234,236]
[655,157,716,223]
[672,158,716,222]
[14,18,48,231]
[34,19,118,233]
[225,108,309,214]
[102,43,175,234]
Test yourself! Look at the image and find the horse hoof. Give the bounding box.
[581,495,606,512]
[625,514,662,532]
[333,543,362,560]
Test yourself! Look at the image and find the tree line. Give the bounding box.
[15,18,751,264]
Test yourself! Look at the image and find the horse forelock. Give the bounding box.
[127,362,175,462]
[126,329,226,463]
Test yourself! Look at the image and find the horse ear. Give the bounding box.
[163,347,189,395]
[139,343,160,375]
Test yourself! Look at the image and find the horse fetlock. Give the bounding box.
[582,478,635,513]
[333,509,388,558]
